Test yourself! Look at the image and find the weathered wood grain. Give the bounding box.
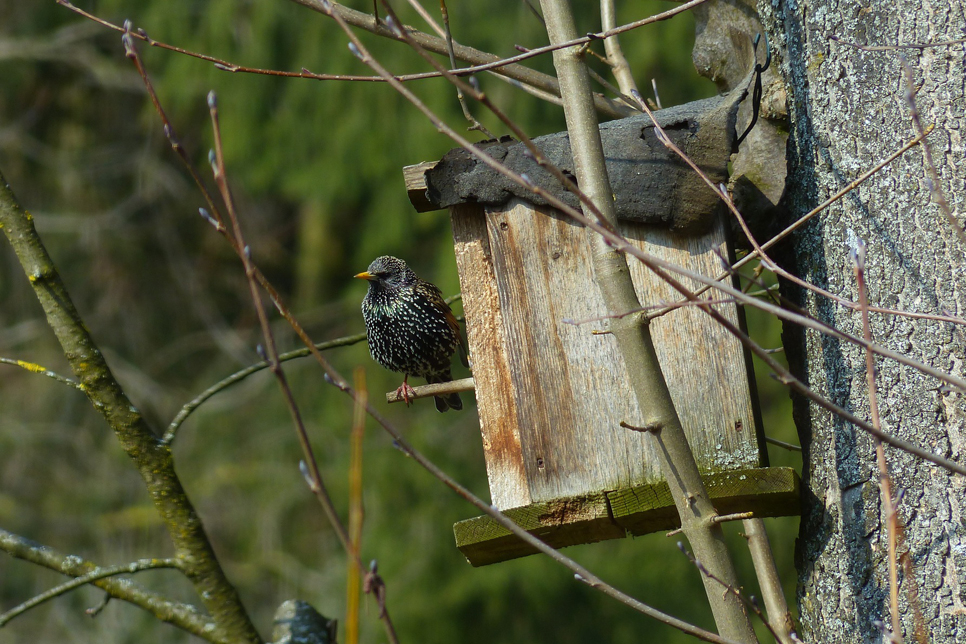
[452,198,764,509]
[402,161,437,213]
[450,203,530,509]
[484,202,648,503]
[619,219,766,474]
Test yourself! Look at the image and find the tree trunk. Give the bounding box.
[760,0,966,641]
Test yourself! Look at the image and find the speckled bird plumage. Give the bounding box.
[356,256,468,412]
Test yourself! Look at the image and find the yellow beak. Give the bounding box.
[354,271,374,280]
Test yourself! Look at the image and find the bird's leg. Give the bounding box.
[395,374,416,406]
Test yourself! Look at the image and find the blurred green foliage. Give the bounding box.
[0,1,799,643]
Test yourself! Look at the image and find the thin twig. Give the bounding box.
[346,368,367,644]
[623,90,966,394]
[648,254,966,476]
[600,0,639,97]
[0,559,182,627]
[166,298,460,439]
[649,126,938,321]
[563,291,776,326]
[437,0,494,136]
[742,518,796,643]
[710,511,755,524]
[900,58,965,245]
[289,0,632,118]
[666,512,754,537]
[631,89,957,342]
[0,357,83,390]
[676,542,784,644]
[206,88,402,644]
[208,90,353,552]
[289,0,711,116]
[385,376,475,403]
[537,0,754,636]
[54,0,615,115]
[764,436,802,452]
[379,1,618,235]
[852,238,903,643]
[163,331,367,442]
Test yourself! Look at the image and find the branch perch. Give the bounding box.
[385,377,475,404]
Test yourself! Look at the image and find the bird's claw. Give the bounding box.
[396,381,417,406]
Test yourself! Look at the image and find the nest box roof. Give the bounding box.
[420,90,745,233]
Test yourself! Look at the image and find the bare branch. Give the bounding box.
[900,58,965,245]
[742,518,796,643]
[852,236,906,643]
[764,436,802,452]
[537,0,754,638]
[0,558,182,628]
[649,126,936,320]
[599,0,639,97]
[164,331,368,442]
[0,529,214,641]
[288,0,711,117]
[205,89,401,644]
[207,89,353,554]
[677,542,785,644]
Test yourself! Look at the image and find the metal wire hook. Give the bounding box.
[736,32,772,147]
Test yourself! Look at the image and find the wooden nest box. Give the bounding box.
[404,92,799,567]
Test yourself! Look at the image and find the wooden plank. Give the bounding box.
[450,203,530,509]
[620,216,767,471]
[453,492,625,567]
[480,199,762,505]
[403,161,438,213]
[485,201,647,503]
[454,467,800,567]
[449,196,764,513]
[608,466,800,536]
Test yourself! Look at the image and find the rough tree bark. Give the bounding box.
[760,0,966,641]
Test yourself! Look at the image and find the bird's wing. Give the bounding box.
[449,309,470,368]
[438,288,470,369]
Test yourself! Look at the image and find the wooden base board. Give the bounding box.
[454,466,799,567]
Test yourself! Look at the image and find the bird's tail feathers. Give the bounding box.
[427,371,463,412]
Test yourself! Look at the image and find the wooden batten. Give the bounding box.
[456,467,799,566]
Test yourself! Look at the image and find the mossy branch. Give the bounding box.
[0,170,261,644]
[0,528,213,638]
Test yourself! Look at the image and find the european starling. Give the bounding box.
[355,256,468,412]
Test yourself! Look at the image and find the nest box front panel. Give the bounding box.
[451,198,763,510]
[621,223,765,473]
